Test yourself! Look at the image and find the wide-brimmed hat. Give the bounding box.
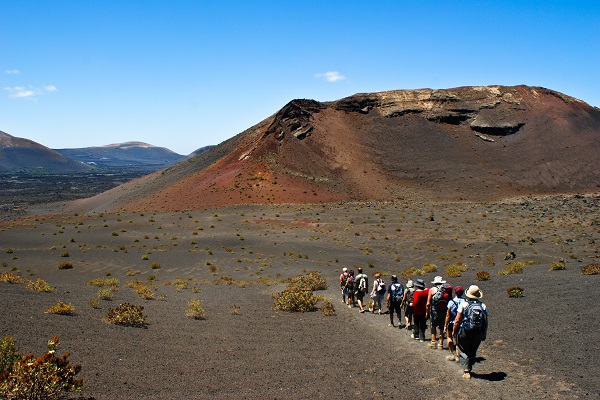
[466,285,483,299]
[431,276,446,285]
[406,280,414,288]
[415,279,425,289]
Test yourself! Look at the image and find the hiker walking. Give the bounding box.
[354,268,369,313]
[340,267,349,304]
[369,273,385,314]
[411,279,429,341]
[401,280,415,331]
[344,270,355,307]
[387,275,403,327]
[426,276,451,349]
[452,285,488,379]
[444,285,465,362]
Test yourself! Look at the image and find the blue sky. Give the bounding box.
[1,1,598,155]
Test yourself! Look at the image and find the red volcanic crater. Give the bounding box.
[73,85,600,212]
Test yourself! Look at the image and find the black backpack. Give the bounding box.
[377,281,386,295]
[462,299,487,333]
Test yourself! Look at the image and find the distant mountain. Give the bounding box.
[0,130,91,172]
[54,142,186,171]
[188,145,216,158]
[73,85,600,212]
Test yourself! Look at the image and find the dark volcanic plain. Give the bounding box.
[1,196,598,399]
[1,85,599,399]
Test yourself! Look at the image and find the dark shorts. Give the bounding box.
[404,305,414,317]
[355,290,366,301]
[430,310,445,330]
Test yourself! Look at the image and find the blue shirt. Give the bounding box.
[447,296,466,319]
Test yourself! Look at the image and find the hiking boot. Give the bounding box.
[446,355,456,362]
[438,342,444,349]
[463,371,471,379]
[419,339,424,343]
[388,323,394,327]
[428,342,437,349]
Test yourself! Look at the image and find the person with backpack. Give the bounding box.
[343,269,355,308]
[401,280,415,331]
[426,276,451,349]
[411,279,429,342]
[354,267,369,313]
[340,267,349,304]
[369,273,386,314]
[452,285,488,379]
[444,286,465,362]
[387,275,403,327]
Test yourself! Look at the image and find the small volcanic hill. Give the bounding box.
[75,85,600,212]
[0,130,91,172]
[54,141,186,171]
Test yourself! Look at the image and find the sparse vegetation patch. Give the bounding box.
[580,263,600,275]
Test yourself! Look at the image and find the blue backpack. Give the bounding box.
[390,283,404,303]
[462,300,487,333]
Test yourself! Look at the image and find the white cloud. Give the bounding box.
[315,71,346,82]
[5,69,21,75]
[4,84,57,99]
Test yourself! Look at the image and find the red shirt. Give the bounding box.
[412,289,429,316]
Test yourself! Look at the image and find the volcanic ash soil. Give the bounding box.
[0,195,598,399]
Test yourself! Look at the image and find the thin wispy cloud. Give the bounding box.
[4,85,58,99]
[5,69,21,75]
[315,71,346,82]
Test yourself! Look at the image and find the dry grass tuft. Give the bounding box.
[580,263,600,275]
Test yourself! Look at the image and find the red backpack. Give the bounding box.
[432,284,452,310]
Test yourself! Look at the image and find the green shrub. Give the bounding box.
[0,336,82,399]
[97,288,114,300]
[476,271,490,281]
[89,298,101,309]
[422,263,438,273]
[150,262,161,269]
[507,286,524,298]
[273,288,317,312]
[445,262,467,278]
[172,278,189,291]
[103,303,146,327]
[499,261,527,275]
[580,263,600,275]
[550,261,566,271]
[320,298,336,316]
[132,283,155,300]
[288,271,328,291]
[185,299,206,319]
[45,301,76,315]
[26,278,53,292]
[60,251,70,257]
[0,337,19,373]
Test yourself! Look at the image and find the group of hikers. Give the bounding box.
[340,267,488,379]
